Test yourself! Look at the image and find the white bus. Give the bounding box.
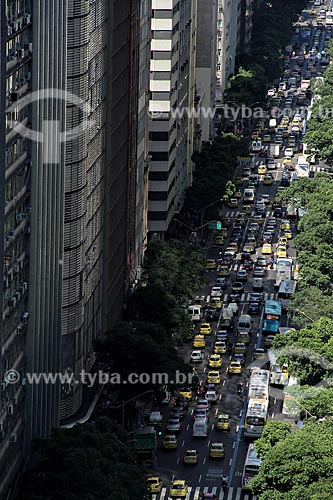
[242,443,262,490]
[274,261,292,288]
[244,400,269,438]
[277,279,297,309]
[248,368,270,402]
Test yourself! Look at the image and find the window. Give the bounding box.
[149,171,168,181]
[150,151,168,161]
[149,131,169,141]
[148,191,168,201]
[148,211,167,221]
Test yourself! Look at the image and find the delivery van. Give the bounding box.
[237,314,252,334]
[193,418,209,437]
[188,305,202,322]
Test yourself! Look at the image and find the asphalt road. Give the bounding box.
[149,2,327,499]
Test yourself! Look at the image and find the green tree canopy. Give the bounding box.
[251,419,333,500]
[21,418,146,500]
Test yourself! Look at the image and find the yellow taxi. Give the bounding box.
[210,297,223,309]
[216,414,230,431]
[183,449,199,464]
[214,235,224,246]
[208,354,223,368]
[200,323,212,335]
[218,265,230,277]
[193,335,206,348]
[147,477,163,493]
[262,243,272,254]
[163,435,178,450]
[278,236,288,247]
[227,361,242,374]
[223,217,232,227]
[179,387,192,400]
[170,480,188,498]
[251,130,259,139]
[235,177,243,186]
[283,229,292,239]
[207,370,221,384]
[253,215,263,225]
[206,259,217,270]
[281,220,291,230]
[236,332,250,345]
[234,343,247,354]
[228,198,239,207]
[221,228,228,238]
[283,156,292,165]
[263,174,273,185]
[214,341,227,354]
[262,135,271,143]
[235,190,242,199]
[228,241,239,252]
[209,442,225,458]
[277,245,287,258]
[258,165,267,175]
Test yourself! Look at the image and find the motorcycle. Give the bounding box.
[237,383,243,394]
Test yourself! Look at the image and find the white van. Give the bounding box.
[188,305,201,322]
[243,188,255,203]
[237,314,252,334]
[193,418,208,437]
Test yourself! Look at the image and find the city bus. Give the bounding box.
[274,258,293,287]
[277,279,297,310]
[262,300,282,334]
[242,443,262,490]
[244,400,269,438]
[248,368,270,402]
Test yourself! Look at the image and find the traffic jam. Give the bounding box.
[145,2,330,500]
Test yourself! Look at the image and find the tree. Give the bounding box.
[21,418,146,500]
[254,421,292,460]
[251,419,333,499]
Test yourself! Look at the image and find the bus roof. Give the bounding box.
[247,400,269,416]
[276,257,293,267]
[245,443,262,467]
[264,300,282,315]
[278,280,297,295]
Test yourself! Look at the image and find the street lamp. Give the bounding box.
[284,391,314,419]
[294,308,315,323]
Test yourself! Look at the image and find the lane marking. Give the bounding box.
[233,440,236,449]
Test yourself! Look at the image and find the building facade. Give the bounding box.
[195,0,218,142]
[0,0,151,496]
[148,0,196,235]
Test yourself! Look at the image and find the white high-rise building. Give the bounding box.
[148,0,196,235]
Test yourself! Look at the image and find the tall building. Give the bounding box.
[216,0,242,105]
[148,0,197,236]
[195,0,218,142]
[0,0,151,496]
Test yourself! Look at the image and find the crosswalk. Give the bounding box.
[222,291,275,303]
[223,210,276,219]
[152,486,257,500]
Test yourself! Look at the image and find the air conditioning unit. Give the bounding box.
[14,291,21,301]
[10,297,17,308]
[8,26,12,35]
[12,396,18,405]
[28,42,33,53]
[22,312,29,324]
[25,14,31,24]
[16,325,22,334]
[8,405,13,416]
[1,383,7,392]
[9,433,17,444]
[22,282,28,291]
[21,378,26,386]
[25,207,32,214]
[26,72,31,81]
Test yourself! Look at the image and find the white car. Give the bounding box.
[284,147,294,157]
[211,286,222,297]
[205,390,218,404]
[190,350,204,363]
[267,89,275,97]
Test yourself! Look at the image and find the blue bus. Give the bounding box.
[262,300,282,334]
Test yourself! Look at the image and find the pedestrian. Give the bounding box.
[271,251,274,259]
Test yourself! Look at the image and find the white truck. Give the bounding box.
[270,144,280,158]
[301,79,311,92]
